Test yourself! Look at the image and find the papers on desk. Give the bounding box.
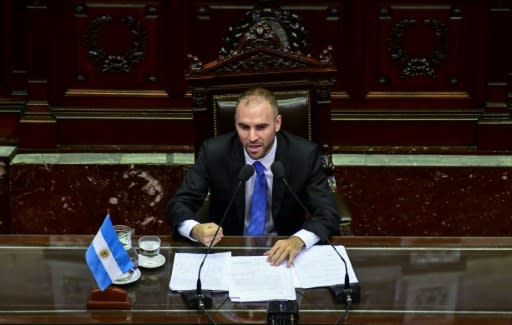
[168,252,231,291]
[169,245,358,302]
[229,256,296,302]
[293,245,359,288]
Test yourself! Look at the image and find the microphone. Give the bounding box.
[271,161,359,305]
[182,164,254,310]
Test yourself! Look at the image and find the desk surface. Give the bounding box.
[0,235,511,324]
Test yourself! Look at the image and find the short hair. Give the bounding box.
[236,87,279,117]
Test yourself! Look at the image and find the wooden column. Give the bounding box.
[19,0,56,149]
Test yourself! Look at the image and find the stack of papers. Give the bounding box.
[230,256,296,301]
[169,245,358,302]
[293,245,358,289]
[169,252,231,292]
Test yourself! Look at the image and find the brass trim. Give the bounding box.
[366,91,470,99]
[331,113,479,121]
[331,91,351,99]
[64,89,169,98]
[86,3,147,8]
[52,108,192,120]
[390,5,451,10]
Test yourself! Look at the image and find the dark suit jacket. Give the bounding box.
[165,131,339,241]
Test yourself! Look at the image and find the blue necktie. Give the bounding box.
[247,161,267,235]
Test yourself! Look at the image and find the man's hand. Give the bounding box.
[190,222,223,247]
[264,236,305,267]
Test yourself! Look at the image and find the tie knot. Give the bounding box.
[253,161,265,175]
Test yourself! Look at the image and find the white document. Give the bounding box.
[292,245,358,289]
[168,251,231,291]
[169,245,358,301]
[229,256,296,302]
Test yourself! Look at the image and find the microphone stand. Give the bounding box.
[182,165,254,311]
[327,240,353,325]
[271,161,358,324]
[326,239,354,305]
[277,171,355,305]
[181,186,239,310]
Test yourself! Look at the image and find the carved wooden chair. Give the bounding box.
[186,0,352,235]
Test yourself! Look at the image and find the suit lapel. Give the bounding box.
[272,133,288,220]
[230,140,246,230]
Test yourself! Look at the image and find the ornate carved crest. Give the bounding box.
[218,1,308,57]
[235,20,283,52]
[187,0,334,76]
[215,51,308,73]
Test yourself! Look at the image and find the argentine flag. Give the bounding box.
[86,215,134,291]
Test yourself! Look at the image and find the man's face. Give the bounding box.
[235,96,281,160]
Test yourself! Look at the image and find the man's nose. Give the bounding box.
[248,128,258,141]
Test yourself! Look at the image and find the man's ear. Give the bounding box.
[274,114,282,132]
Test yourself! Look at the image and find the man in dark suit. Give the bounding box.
[166,88,339,266]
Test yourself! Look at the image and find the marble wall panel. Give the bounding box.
[336,167,512,236]
[9,152,512,237]
[9,163,188,235]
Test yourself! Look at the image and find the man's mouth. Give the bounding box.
[247,144,261,152]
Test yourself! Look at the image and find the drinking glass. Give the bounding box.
[138,235,161,258]
[113,224,137,282]
[114,225,133,250]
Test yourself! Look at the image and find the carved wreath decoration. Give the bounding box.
[388,17,449,79]
[86,15,147,73]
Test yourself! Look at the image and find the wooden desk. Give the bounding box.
[0,235,511,324]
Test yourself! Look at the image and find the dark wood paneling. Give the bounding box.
[477,122,512,150]
[480,4,512,135]
[369,3,470,92]
[0,2,25,145]
[487,6,512,81]
[0,113,20,140]
[187,1,346,90]
[0,2,6,95]
[43,1,191,148]
[51,0,181,106]
[19,1,55,149]
[331,120,477,146]
[19,119,56,149]
[186,1,251,65]
[56,117,194,147]
[0,0,509,151]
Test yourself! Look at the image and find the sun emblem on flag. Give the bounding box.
[99,248,110,258]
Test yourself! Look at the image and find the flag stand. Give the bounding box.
[86,286,132,309]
